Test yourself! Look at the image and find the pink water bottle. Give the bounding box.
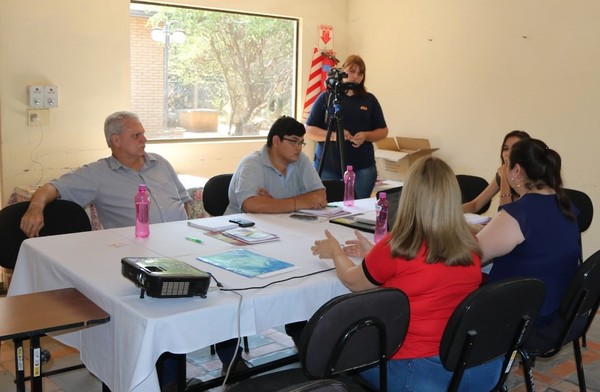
[135,184,150,238]
[374,192,389,243]
[343,165,355,206]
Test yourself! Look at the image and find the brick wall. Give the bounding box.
[130,16,163,132]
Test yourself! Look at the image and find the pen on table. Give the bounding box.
[185,235,204,244]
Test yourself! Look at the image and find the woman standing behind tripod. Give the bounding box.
[305,55,388,198]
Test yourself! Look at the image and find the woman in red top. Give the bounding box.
[311,156,502,391]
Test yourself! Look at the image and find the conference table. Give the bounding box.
[7,199,377,392]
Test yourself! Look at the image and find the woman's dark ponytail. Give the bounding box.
[509,139,575,221]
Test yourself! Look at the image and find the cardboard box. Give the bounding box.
[374,137,439,181]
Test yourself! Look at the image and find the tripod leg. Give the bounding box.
[316,92,347,176]
[317,122,334,176]
[333,102,346,172]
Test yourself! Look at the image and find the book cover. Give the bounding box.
[196,249,295,277]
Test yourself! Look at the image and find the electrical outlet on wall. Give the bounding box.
[44,85,58,108]
[28,86,44,108]
[27,109,50,126]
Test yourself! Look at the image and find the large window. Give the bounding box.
[130,2,298,141]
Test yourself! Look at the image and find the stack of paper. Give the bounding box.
[297,205,347,217]
[222,227,279,244]
[188,217,237,232]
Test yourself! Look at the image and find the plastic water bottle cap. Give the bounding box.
[346,165,353,171]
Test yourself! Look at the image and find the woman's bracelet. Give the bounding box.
[500,193,512,198]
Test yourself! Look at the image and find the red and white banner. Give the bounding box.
[301,25,338,121]
[302,47,325,121]
[301,48,338,121]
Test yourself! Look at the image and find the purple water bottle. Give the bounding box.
[135,184,150,238]
[374,192,389,243]
[343,165,355,206]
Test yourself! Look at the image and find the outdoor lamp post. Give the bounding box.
[151,21,186,131]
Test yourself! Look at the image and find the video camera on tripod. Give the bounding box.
[317,67,360,176]
[325,68,360,96]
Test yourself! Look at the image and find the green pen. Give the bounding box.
[185,235,204,244]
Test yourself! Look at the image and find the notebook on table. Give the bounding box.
[330,186,403,233]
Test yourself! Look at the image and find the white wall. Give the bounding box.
[348,0,600,257]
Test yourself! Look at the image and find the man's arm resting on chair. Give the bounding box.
[20,184,60,238]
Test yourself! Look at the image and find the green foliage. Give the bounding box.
[147,5,296,134]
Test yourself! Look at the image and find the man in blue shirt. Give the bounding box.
[20,111,190,236]
[226,115,326,214]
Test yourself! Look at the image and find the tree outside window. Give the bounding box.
[130,2,297,141]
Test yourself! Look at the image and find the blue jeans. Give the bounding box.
[319,165,377,199]
[358,356,503,392]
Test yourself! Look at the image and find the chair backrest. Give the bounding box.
[564,188,594,233]
[202,173,233,216]
[0,200,92,270]
[557,249,600,347]
[298,288,409,389]
[277,379,349,392]
[456,174,490,215]
[322,180,345,203]
[440,278,545,392]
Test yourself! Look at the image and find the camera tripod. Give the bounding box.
[317,91,347,176]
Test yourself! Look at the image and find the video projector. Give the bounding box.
[121,256,211,298]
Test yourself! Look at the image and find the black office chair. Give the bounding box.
[228,288,410,392]
[518,250,600,392]
[440,278,545,392]
[564,188,594,235]
[0,199,92,378]
[564,187,594,347]
[456,174,491,215]
[202,173,234,217]
[278,379,349,392]
[322,179,346,203]
[0,200,92,270]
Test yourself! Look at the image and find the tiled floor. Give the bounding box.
[1,313,599,392]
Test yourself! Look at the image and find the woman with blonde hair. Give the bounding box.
[311,156,502,391]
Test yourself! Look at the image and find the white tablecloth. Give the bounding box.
[8,199,376,392]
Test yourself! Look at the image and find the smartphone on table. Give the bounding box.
[229,218,256,227]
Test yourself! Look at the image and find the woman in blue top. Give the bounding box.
[305,55,388,198]
[477,138,580,323]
